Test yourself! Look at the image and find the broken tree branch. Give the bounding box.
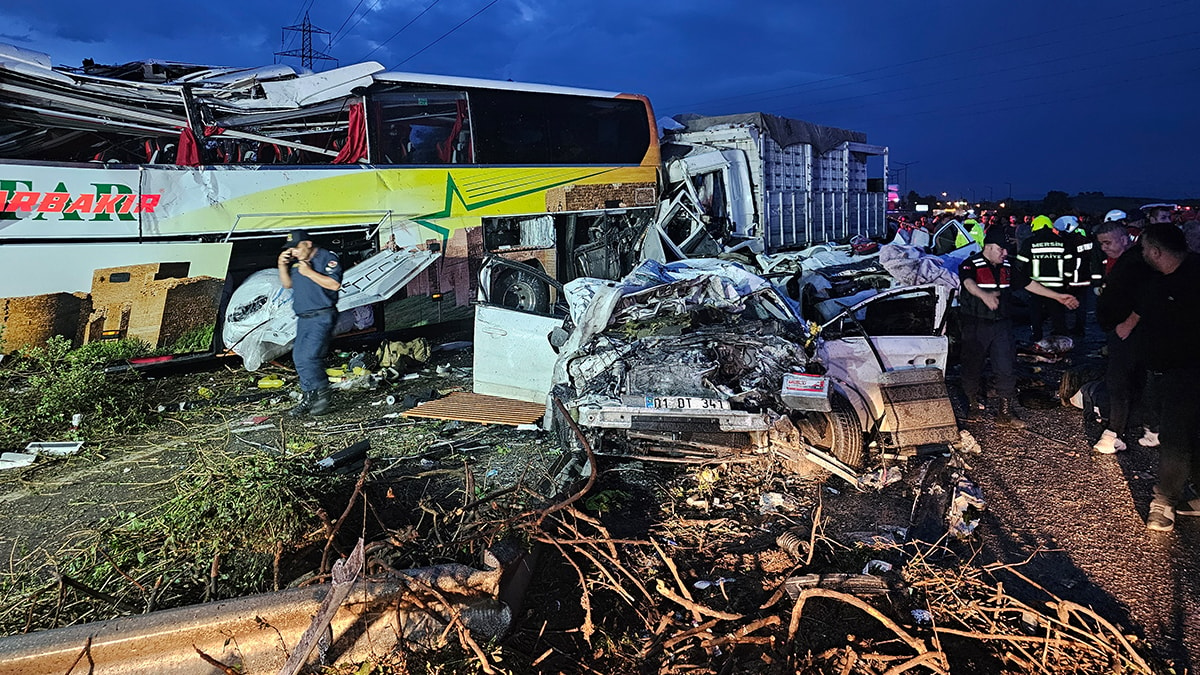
[652,539,701,624]
[278,538,365,675]
[786,587,926,655]
[320,459,372,574]
[62,636,94,675]
[193,645,239,675]
[654,579,743,621]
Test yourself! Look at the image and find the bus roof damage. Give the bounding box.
[0,43,627,166]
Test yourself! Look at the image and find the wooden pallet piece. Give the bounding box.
[401,391,545,426]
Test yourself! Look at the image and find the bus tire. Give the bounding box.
[493,268,550,313]
[793,394,866,469]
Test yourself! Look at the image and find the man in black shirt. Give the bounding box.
[1092,221,1157,454]
[958,228,1080,427]
[1129,223,1200,531]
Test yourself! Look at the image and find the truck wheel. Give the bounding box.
[793,394,866,469]
[493,268,550,313]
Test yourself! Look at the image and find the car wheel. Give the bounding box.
[793,393,866,469]
[493,269,550,313]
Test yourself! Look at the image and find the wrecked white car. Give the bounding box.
[474,257,957,477]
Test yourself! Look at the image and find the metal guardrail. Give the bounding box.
[0,583,405,675]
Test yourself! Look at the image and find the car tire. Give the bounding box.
[493,268,550,313]
[793,393,866,469]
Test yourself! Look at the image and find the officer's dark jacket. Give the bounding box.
[290,248,343,315]
[958,252,1028,321]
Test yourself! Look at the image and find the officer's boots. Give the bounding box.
[995,398,1027,429]
[964,396,985,422]
[288,390,314,417]
[308,388,333,416]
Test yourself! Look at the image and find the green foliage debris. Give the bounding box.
[0,336,152,448]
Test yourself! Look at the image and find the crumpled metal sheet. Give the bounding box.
[565,323,807,411]
[611,276,747,324]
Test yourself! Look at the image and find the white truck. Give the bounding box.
[647,112,890,259]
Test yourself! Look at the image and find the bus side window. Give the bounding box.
[368,91,471,165]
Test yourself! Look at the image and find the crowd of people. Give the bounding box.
[916,203,1200,533]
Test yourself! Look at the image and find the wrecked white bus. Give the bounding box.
[0,43,660,364]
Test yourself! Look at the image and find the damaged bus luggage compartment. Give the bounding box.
[473,257,958,476]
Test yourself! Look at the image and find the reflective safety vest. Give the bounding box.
[1068,234,1099,287]
[1016,229,1072,289]
[961,253,1013,289]
[955,219,986,248]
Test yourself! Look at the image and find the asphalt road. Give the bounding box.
[957,322,1200,673]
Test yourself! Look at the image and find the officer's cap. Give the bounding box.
[283,229,311,249]
[984,227,1008,248]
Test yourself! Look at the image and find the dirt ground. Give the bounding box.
[0,316,1194,673]
[955,317,1200,673]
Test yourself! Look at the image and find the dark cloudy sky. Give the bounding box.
[2,0,1197,199]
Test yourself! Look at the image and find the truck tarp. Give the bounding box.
[671,112,867,156]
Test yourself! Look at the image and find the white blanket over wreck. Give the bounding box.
[877,244,961,292]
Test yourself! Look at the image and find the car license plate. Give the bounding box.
[643,396,730,410]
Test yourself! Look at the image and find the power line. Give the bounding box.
[395,0,502,68]
[358,0,445,62]
[283,0,318,52]
[331,0,368,43]
[332,0,384,46]
[662,0,1194,112]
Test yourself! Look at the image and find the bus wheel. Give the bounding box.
[493,269,550,313]
[792,394,866,469]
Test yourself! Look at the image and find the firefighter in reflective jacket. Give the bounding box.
[1016,215,1073,340]
[1054,215,1100,335]
[958,228,1080,427]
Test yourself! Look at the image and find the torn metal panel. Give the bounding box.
[473,304,563,404]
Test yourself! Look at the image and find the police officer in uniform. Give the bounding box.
[278,230,343,417]
[958,228,1080,427]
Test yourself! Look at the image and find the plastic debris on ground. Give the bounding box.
[862,559,893,575]
[947,474,987,538]
[958,429,981,454]
[0,453,37,470]
[692,577,734,590]
[911,609,933,625]
[257,375,285,389]
[857,465,903,490]
[25,442,83,456]
[758,491,802,514]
